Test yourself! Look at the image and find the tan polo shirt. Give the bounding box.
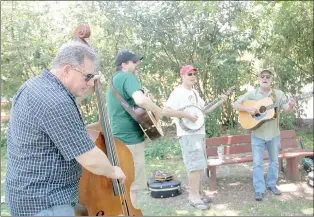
[236,88,288,140]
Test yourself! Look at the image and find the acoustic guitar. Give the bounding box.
[239,91,313,130]
[110,81,164,140]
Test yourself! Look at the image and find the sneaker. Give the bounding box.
[267,186,281,195]
[189,200,210,210]
[254,192,264,201]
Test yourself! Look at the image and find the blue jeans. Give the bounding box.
[251,135,280,193]
[34,204,75,216]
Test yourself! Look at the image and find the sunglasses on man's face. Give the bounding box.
[259,74,271,79]
[187,72,197,76]
[73,67,97,82]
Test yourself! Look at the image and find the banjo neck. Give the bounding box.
[201,86,236,112]
[201,97,223,113]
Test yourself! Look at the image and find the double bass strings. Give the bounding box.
[95,80,130,216]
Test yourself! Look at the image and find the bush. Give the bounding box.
[1,120,8,148]
[205,107,222,138]
[280,112,296,129]
[145,138,181,160]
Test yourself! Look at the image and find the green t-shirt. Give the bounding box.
[236,88,288,140]
[106,71,144,145]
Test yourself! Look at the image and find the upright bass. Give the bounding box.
[73,24,143,216]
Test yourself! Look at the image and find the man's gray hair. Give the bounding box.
[52,40,98,69]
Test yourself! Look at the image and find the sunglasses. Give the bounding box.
[259,74,271,79]
[187,72,197,76]
[73,67,97,82]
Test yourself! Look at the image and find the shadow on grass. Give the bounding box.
[139,157,314,216]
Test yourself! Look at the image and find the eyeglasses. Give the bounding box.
[72,67,97,82]
[259,74,271,79]
[187,72,197,76]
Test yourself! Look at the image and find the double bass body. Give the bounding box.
[76,129,142,216]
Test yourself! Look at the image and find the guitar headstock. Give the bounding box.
[297,91,314,100]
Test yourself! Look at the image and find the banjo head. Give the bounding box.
[180,105,204,131]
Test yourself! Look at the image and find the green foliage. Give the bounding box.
[1,121,8,148]
[205,107,222,138]
[279,112,297,130]
[1,1,313,129]
[145,138,182,160]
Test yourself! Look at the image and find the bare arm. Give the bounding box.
[86,122,101,131]
[281,99,296,113]
[162,106,198,122]
[203,96,226,114]
[75,146,125,181]
[232,101,248,112]
[132,90,162,120]
[232,101,257,115]
[162,106,190,118]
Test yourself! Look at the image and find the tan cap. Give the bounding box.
[259,69,273,75]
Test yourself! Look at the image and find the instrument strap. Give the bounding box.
[271,88,280,128]
[192,89,199,106]
[109,78,140,122]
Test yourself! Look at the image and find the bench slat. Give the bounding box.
[207,150,314,166]
[206,134,251,146]
[280,130,297,139]
[281,139,298,149]
[206,130,297,147]
[206,144,251,156]
[206,138,299,157]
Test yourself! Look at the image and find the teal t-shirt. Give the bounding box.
[106,72,144,145]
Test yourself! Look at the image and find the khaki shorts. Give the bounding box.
[179,134,207,173]
[126,140,148,191]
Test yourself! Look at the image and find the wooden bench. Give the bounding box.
[205,130,314,191]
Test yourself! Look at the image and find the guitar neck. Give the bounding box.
[201,87,235,112]
[266,93,312,110]
[266,99,288,110]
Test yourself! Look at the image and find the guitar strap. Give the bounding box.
[271,88,280,128]
[109,78,141,123]
[192,89,199,106]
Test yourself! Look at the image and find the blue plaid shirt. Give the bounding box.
[5,69,95,216]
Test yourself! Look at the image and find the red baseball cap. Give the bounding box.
[180,65,198,75]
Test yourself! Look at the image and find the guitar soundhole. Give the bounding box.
[96,210,105,216]
[259,106,266,114]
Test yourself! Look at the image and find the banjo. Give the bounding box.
[179,87,236,132]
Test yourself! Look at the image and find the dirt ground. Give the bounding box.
[138,160,314,216]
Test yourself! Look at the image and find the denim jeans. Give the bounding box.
[251,135,280,193]
[34,204,75,216]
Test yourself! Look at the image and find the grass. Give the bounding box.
[296,128,313,150]
[138,156,314,216]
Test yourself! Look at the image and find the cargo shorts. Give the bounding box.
[179,134,207,173]
[126,139,149,191]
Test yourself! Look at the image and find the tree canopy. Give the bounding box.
[1,1,313,130]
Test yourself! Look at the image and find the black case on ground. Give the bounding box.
[147,177,181,198]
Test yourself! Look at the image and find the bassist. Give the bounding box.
[232,69,296,201]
